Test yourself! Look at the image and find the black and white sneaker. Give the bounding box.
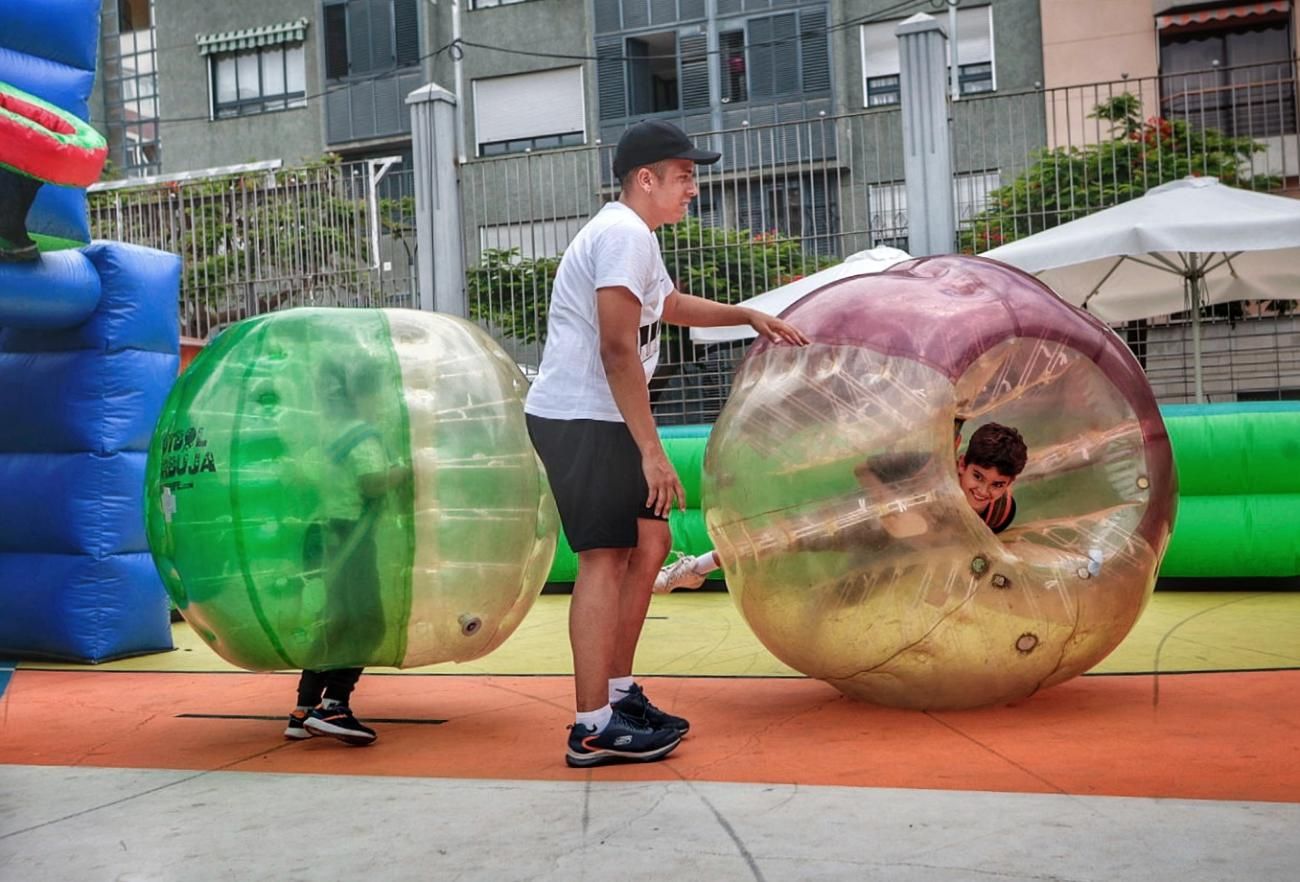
[284,708,314,741]
[611,683,690,736]
[566,709,681,768]
[304,705,377,746]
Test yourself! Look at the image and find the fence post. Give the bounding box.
[897,13,955,256]
[407,83,466,316]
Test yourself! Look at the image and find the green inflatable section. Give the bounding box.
[546,425,712,582]
[1160,402,1300,578]
[544,404,1300,582]
[147,311,415,670]
[151,308,559,671]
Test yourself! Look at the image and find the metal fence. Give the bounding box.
[463,61,1300,420]
[1140,312,1300,402]
[952,58,1299,250]
[949,58,1300,403]
[88,160,420,340]
[462,107,918,423]
[86,59,1300,413]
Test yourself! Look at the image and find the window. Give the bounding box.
[1158,6,1295,138]
[867,181,909,249]
[117,0,150,31]
[469,0,539,8]
[860,5,995,107]
[211,45,306,118]
[959,61,994,95]
[869,171,1001,249]
[107,0,160,174]
[596,5,828,121]
[322,0,420,81]
[747,9,830,100]
[479,217,584,261]
[865,74,899,108]
[473,67,587,157]
[695,174,839,255]
[627,31,680,114]
[720,29,746,103]
[1238,388,1300,401]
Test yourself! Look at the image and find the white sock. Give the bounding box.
[576,705,613,733]
[295,705,312,713]
[692,550,719,574]
[321,698,341,709]
[608,676,635,702]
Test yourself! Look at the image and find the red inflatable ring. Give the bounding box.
[0,81,107,187]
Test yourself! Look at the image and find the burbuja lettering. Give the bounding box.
[159,426,218,480]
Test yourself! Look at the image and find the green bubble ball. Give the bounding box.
[146,308,558,671]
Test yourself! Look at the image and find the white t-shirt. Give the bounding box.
[525,201,674,422]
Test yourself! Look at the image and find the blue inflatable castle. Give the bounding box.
[0,0,179,661]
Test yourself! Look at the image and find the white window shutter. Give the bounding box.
[474,67,586,147]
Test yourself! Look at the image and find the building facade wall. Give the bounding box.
[155,0,326,172]
[460,0,591,156]
[837,0,1044,110]
[1041,0,1158,89]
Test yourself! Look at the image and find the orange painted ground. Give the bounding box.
[2,669,1297,803]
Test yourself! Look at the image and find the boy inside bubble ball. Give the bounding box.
[655,420,1028,592]
[283,359,412,746]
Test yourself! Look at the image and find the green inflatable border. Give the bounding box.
[544,404,1300,583]
[30,231,87,253]
[1160,402,1300,578]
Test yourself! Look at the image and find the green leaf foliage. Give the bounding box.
[467,214,835,345]
[959,92,1279,254]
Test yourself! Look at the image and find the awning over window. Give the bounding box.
[1157,1,1289,32]
[196,18,309,57]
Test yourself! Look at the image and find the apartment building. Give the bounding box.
[93,1,1043,232]
[1039,0,1297,166]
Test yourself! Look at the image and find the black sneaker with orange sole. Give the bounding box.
[284,708,313,741]
[304,705,377,746]
[566,708,681,768]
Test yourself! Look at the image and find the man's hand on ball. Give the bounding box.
[745,310,809,346]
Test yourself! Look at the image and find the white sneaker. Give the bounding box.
[654,553,707,594]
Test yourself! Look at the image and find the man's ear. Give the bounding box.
[956,455,966,470]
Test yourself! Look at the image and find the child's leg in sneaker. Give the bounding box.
[304,668,376,745]
[295,670,326,709]
[691,550,719,575]
[320,667,363,707]
[284,706,313,740]
[654,549,720,593]
[286,670,326,740]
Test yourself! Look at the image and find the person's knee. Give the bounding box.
[577,547,632,581]
[638,519,672,563]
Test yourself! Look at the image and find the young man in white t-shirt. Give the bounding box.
[526,119,808,768]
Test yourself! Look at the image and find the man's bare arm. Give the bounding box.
[661,291,809,345]
[597,286,685,516]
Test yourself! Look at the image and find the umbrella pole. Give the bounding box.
[1188,266,1206,404]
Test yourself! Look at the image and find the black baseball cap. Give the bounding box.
[612,120,721,180]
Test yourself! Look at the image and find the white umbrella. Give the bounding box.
[689,246,912,344]
[982,176,1300,402]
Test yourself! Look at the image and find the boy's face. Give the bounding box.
[956,457,1014,513]
[642,158,698,226]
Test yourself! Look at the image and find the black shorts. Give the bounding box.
[526,414,667,552]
